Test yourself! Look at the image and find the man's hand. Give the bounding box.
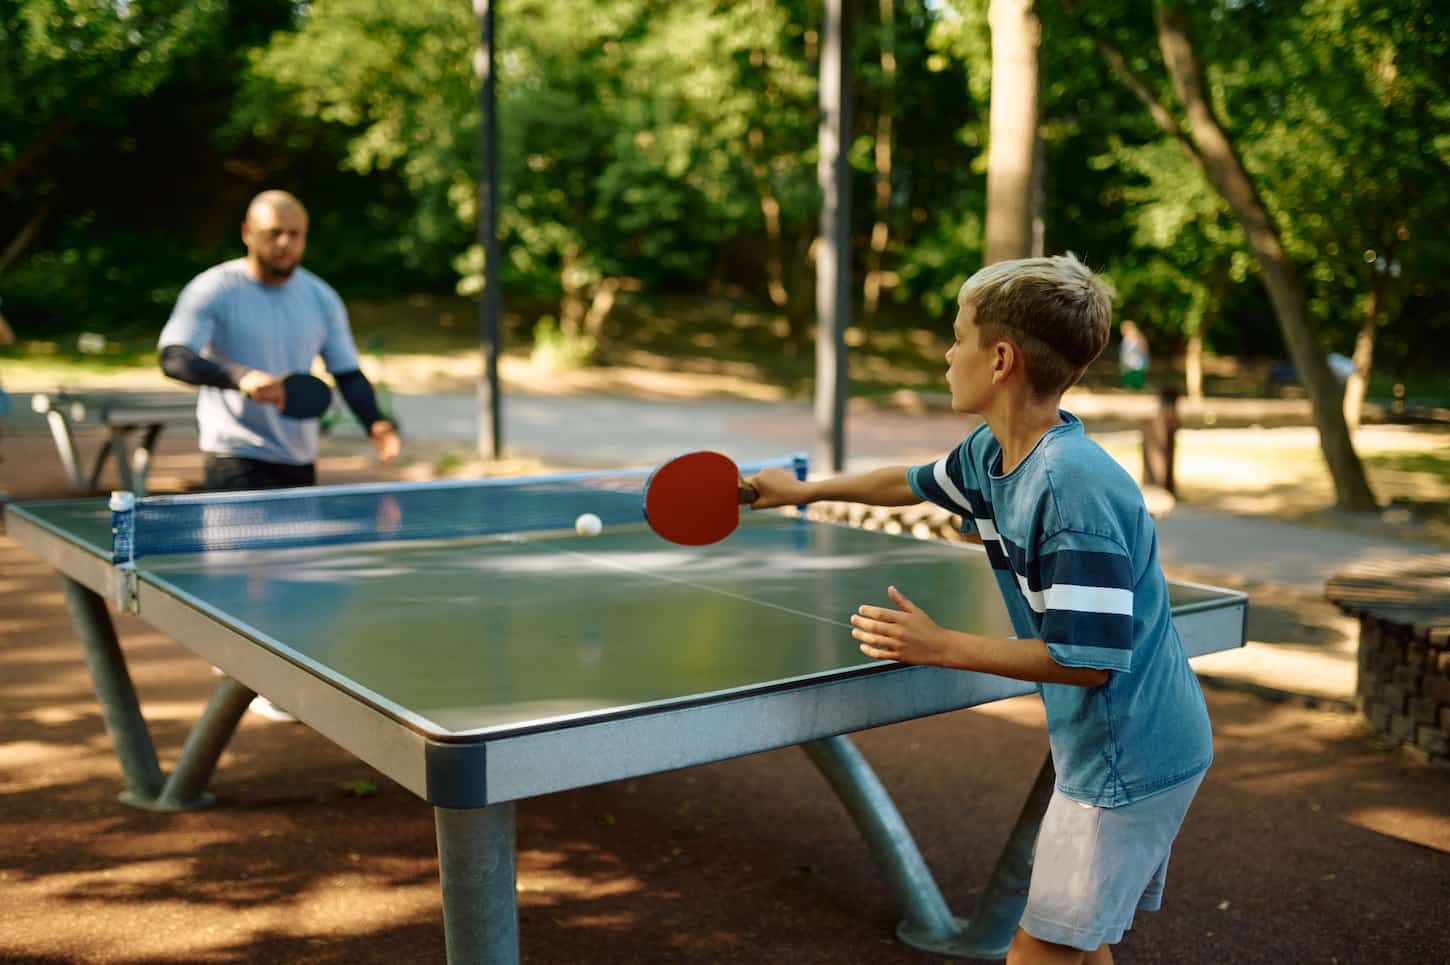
[850,585,957,666]
[743,466,810,509]
[370,420,402,463]
[238,369,286,411]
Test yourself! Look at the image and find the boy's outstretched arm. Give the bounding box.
[746,465,918,510]
[851,585,1110,688]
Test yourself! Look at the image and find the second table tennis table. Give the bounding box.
[4,461,1247,963]
[30,390,196,495]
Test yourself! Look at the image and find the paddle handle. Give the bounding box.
[737,478,759,504]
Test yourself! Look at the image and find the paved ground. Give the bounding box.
[2,391,1448,963]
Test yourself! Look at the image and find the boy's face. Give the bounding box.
[945,299,994,413]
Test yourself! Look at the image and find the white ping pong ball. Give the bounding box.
[575,513,603,537]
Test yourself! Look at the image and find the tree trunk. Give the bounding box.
[747,126,790,310]
[0,119,76,194]
[1031,130,1047,257]
[582,276,638,343]
[0,203,51,276]
[1184,332,1203,402]
[1183,283,1208,401]
[985,0,1041,264]
[862,0,897,321]
[558,243,586,337]
[748,0,789,310]
[1343,285,1380,434]
[784,233,818,352]
[1155,2,1376,511]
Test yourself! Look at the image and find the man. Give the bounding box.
[159,190,400,490]
[159,190,401,721]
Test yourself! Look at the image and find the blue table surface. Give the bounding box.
[10,498,1236,740]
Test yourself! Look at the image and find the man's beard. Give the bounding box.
[257,256,298,281]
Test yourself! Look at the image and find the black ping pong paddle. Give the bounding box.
[280,373,333,419]
[643,450,759,546]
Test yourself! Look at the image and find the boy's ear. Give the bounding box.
[991,340,1016,384]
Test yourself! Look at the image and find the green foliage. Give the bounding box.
[1,0,229,119]
[227,0,476,275]
[1,216,217,333]
[0,0,1447,394]
[529,315,597,369]
[2,2,293,335]
[893,209,986,318]
[1049,0,1450,366]
[1243,0,1450,360]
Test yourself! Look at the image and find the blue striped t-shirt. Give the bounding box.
[908,412,1212,806]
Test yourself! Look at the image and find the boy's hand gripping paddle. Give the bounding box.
[643,450,759,546]
[280,373,333,419]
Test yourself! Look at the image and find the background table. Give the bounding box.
[29,390,196,495]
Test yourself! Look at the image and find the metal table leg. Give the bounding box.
[435,804,519,965]
[97,427,134,493]
[917,754,1055,959]
[61,575,163,801]
[151,676,254,811]
[58,575,250,811]
[41,407,86,491]
[128,424,166,495]
[100,423,165,494]
[801,736,962,944]
[803,734,1055,960]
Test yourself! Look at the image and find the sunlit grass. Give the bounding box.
[1099,425,1450,544]
[3,292,1445,416]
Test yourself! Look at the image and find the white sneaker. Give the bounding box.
[249,696,298,722]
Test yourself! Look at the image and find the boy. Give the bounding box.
[746,254,1212,964]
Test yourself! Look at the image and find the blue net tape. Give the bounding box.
[127,454,807,558]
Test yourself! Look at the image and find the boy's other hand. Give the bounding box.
[851,585,952,666]
[744,466,809,509]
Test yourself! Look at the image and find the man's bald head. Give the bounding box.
[245,190,307,225]
[241,190,309,284]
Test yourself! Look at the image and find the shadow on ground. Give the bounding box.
[2,420,1448,963]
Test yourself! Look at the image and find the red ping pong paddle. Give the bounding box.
[643,451,759,546]
[280,373,333,419]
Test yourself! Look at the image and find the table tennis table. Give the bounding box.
[4,461,1247,964]
[30,390,196,495]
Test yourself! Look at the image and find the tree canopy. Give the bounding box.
[2,0,1446,398]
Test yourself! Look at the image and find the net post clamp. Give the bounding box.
[113,563,139,614]
[109,490,140,613]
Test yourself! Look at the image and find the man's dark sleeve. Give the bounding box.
[334,369,394,430]
[159,344,249,389]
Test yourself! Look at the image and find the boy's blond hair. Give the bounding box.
[960,253,1114,398]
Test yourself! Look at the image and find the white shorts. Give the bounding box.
[1020,773,1205,951]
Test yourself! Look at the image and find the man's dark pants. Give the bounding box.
[203,455,316,492]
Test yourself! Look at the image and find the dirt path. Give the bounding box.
[1,400,1447,963]
[1,529,1446,963]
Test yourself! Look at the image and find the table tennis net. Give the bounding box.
[122,455,806,558]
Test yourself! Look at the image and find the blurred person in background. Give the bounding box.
[157,190,401,721]
[158,190,400,490]
[1118,321,1149,391]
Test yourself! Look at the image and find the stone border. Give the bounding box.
[1326,556,1450,770]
